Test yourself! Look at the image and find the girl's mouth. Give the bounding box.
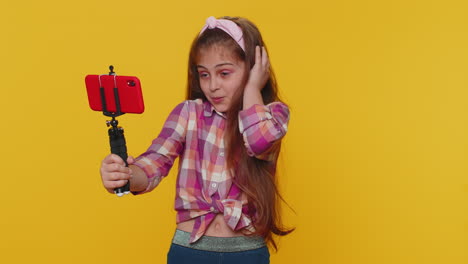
[212,97,224,103]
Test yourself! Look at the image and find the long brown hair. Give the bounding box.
[186,16,294,250]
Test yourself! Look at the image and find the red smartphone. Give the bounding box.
[85,74,145,114]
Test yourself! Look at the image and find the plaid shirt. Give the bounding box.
[133,99,289,243]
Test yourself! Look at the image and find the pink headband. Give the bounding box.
[199,16,245,51]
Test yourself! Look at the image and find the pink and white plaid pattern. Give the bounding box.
[133,99,289,243]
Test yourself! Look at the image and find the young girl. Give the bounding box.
[100,16,293,264]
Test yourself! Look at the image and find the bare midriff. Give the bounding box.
[177,214,246,237]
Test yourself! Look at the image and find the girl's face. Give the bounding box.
[196,45,246,113]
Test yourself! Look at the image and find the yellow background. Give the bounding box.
[1,0,467,263]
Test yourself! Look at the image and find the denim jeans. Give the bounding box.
[167,243,270,264]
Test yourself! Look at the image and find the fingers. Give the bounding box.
[101,162,132,174]
[127,156,135,165]
[103,154,126,166]
[100,154,134,193]
[246,46,270,93]
[103,171,131,182]
[254,45,270,69]
[101,154,133,174]
[261,46,270,69]
[255,45,261,66]
[101,169,132,192]
[103,179,129,191]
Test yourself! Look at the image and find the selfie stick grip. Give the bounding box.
[108,122,130,196]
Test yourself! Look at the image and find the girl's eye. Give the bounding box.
[198,72,209,78]
[220,71,230,77]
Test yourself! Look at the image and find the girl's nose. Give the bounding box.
[209,77,220,91]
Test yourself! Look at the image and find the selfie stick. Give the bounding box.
[101,65,130,197]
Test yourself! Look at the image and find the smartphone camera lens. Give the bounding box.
[127,80,136,87]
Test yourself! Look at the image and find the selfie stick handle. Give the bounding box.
[101,65,130,197]
[108,119,130,196]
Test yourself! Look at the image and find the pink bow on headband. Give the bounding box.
[199,16,245,51]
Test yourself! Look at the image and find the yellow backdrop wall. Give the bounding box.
[1,0,467,263]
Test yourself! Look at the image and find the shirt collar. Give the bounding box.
[203,100,226,118]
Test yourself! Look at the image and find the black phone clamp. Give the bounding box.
[100,65,130,197]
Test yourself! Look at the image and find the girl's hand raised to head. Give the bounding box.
[100,154,134,194]
[243,46,269,109]
[245,46,270,93]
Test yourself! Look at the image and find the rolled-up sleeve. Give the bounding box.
[132,101,188,194]
[238,102,290,160]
